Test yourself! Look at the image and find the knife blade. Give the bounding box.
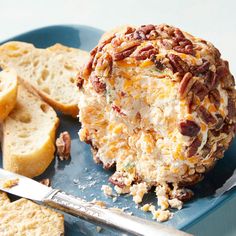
[0,168,191,236]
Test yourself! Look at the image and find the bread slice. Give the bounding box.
[0,198,64,236]
[0,41,89,117]
[0,191,10,207]
[1,82,59,178]
[0,69,18,122]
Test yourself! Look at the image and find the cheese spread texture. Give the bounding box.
[78,24,236,203]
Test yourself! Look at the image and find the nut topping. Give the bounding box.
[114,47,136,61]
[191,60,210,75]
[168,54,189,74]
[187,137,201,157]
[205,71,218,90]
[77,75,84,89]
[197,106,217,125]
[179,120,200,137]
[95,52,113,77]
[209,89,220,109]
[89,74,106,93]
[56,131,71,161]
[191,81,208,101]
[133,25,156,40]
[227,98,236,120]
[134,45,158,60]
[171,188,194,202]
[179,72,195,99]
[150,55,165,70]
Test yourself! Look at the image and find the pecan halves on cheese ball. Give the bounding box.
[78,24,236,205]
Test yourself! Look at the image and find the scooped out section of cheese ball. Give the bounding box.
[78,24,236,200]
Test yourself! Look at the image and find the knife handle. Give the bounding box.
[44,190,190,236]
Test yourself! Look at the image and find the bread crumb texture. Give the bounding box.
[0,198,64,236]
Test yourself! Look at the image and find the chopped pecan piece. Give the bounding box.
[173,44,194,55]
[171,188,194,202]
[227,98,236,120]
[191,60,210,75]
[77,75,84,89]
[84,54,95,76]
[40,178,51,187]
[215,113,224,130]
[179,72,195,99]
[150,55,165,70]
[197,106,217,125]
[124,27,136,35]
[98,35,116,52]
[216,62,235,89]
[209,89,220,109]
[191,81,208,101]
[205,71,218,90]
[187,137,201,157]
[90,74,106,93]
[96,53,113,77]
[139,24,156,35]
[168,54,189,74]
[113,44,139,61]
[133,24,156,40]
[186,92,194,113]
[173,28,185,39]
[179,120,200,137]
[134,45,158,60]
[109,172,126,188]
[56,131,71,161]
[214,146,225,159]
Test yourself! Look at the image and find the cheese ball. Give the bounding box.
[78,24,236,196]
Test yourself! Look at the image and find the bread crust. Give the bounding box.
[0,69,18,122]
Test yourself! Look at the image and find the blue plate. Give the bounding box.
[0,25,236,235]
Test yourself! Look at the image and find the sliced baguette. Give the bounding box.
[0,41,89,117]
[0,191,10,207]
[0,69,18,122]
[0,198,64,236]
[1,82,59,178]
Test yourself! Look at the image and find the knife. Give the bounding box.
[0,168,191,236]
